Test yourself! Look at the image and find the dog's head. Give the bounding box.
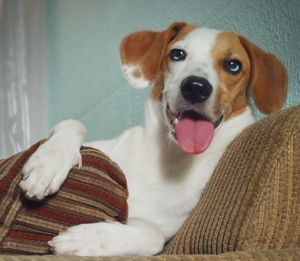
[120,22,288,154]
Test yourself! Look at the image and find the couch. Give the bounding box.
[0,105,299,260]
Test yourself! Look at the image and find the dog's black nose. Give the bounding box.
[180,76,212,104]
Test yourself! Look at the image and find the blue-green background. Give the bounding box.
[47,0,300,141]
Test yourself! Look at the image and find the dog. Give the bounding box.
[19,22,287,256]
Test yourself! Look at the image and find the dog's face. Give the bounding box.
[120,22,287,154]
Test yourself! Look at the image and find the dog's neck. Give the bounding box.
[143,98,167,135]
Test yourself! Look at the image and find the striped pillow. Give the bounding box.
[0,142,128,255]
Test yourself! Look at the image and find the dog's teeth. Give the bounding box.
[174,118,179,125]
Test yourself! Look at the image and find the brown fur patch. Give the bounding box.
[133,69,141,78]
[239,36,288,114]
[212,32,287,119]
[212,32,251,119]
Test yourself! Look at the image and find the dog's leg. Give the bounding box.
[20,119,87,200]
[49,218,165,256]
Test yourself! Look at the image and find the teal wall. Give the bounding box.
[47,0,300,141]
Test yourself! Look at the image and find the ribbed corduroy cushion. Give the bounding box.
[0,143,128,255]
[163,105,300,255]
[0,248,299,260]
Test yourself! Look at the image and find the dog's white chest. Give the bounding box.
[117,140,225,238]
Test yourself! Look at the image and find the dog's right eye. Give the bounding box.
[223,59,242,75]
[169,49,186,62]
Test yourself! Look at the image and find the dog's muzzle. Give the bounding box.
[165,76,223,155]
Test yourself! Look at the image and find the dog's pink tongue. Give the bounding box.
[175,118,214,154]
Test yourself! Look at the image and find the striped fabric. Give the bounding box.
[0,144,128,255]
[163,105,300,255]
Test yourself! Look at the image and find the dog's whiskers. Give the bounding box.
[178,112,183,120]
[167,134,173,147]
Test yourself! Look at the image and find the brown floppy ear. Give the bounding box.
[239,36,288,114]
[120,22,188,100]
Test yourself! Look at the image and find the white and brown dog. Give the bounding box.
[20,22,287,256]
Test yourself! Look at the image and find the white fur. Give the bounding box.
[122,64,149,88]
[21,27,256,256]
[165,28,220,118]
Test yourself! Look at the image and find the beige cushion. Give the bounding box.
[163,105,300,254]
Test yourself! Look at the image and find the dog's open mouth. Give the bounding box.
[166,104,223,154]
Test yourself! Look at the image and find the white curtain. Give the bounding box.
[0,0,47,159]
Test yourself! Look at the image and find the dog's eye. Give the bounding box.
[223,59,242,75]
[169,48,186,62]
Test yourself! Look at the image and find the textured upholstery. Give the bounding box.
[0,145,128,254]
[163,105,300,255]
[0,248,300,260]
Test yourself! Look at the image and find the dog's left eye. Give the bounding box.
[223,59,242,75]
[169,48,187,62]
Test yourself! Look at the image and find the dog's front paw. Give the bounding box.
[20,120,86,200]
[20,135,81,200]
[49,222,125,256]
[49,219,165,256]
